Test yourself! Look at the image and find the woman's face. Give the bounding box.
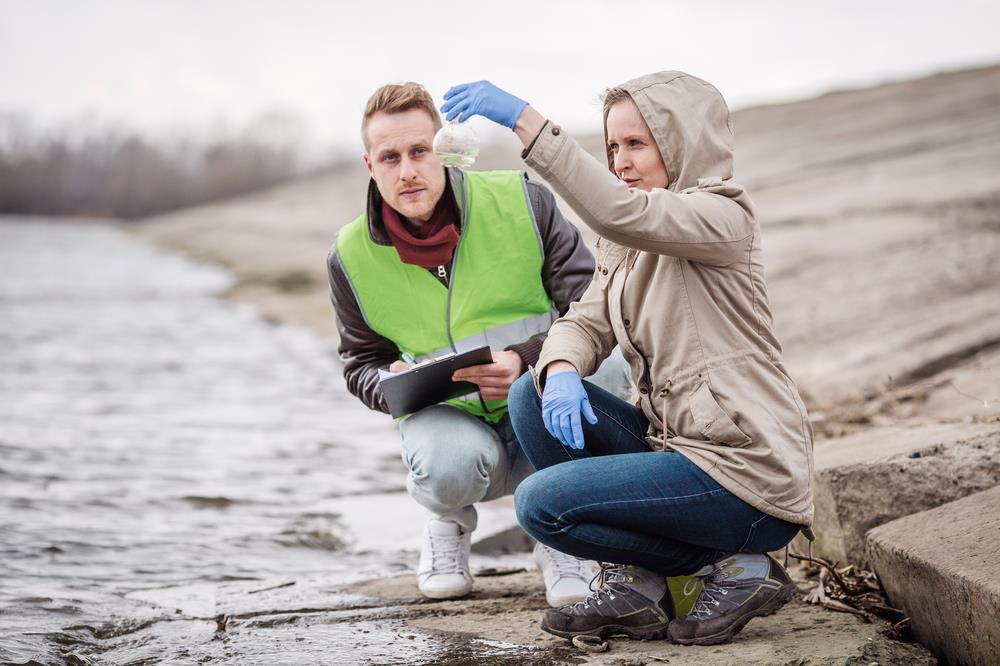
[606,100,670,191]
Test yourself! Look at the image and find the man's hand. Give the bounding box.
[388,360,411,373]
[452,350,525,401]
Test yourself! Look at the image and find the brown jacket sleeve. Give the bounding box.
[524,121,756,267]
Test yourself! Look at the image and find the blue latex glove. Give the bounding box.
[441,81,528,129]
[542,370,598,450]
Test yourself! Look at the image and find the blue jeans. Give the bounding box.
[508,374,799,576]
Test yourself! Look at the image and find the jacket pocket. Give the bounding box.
[595,240,627,288]
[688,381,752,447]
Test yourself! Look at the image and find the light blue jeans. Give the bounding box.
[398,347,632,532]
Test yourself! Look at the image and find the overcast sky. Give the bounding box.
[2,0,998,157]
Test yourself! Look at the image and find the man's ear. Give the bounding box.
[363,153,375,178]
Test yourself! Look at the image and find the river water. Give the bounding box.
[0,218,531,665]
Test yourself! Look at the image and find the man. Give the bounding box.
[327,82,631,602]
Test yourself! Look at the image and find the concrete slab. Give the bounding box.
[794,422,1000,564]
[866,485,1000,666]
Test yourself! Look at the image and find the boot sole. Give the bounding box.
[669,583,796,646]
[539,617,670,642]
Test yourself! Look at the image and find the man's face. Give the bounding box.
[364,108,446,224]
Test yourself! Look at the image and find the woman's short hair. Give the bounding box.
[601,87,634,170]
[602,87,633,116]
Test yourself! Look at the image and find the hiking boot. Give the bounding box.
[417,519,472,599]
[539,563,672,640]
[532,542,597,607]
[668,553,796,645]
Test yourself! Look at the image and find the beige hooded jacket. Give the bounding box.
[526,71,814,526]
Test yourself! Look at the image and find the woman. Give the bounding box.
[441,73,814,646]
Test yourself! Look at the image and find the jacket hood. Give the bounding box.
[606,71,735,192]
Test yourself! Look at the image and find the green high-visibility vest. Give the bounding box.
[337,170,554,422]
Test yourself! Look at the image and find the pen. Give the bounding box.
[401,352,416,365]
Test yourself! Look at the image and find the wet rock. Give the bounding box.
[180,495,240,509]
[275,513,350,550]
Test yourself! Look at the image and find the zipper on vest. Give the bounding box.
[428,264,449,287]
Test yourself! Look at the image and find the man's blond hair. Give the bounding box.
[362,82,442,151]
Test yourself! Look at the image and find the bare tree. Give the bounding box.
[0,113,336,219]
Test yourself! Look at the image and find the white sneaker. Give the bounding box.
[417,519,473,599]
[533,542,597,607]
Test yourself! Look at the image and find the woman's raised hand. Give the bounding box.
[441,81,527,129]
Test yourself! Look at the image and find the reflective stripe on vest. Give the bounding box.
[337,170,553,422]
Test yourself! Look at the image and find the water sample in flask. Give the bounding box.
[433,120,480,168]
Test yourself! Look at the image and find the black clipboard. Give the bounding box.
[380,345,494,418]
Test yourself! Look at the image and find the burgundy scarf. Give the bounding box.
[381,195,460,269]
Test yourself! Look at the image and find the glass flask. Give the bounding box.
[433,120,480,168]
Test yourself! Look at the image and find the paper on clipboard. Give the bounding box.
[378,345,493,418]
